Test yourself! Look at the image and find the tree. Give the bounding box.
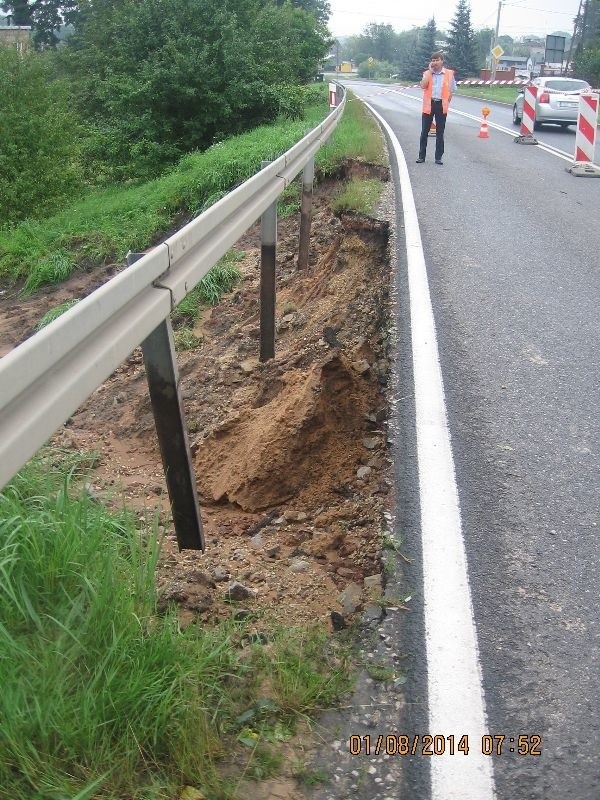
[401,19,436,82]
[473,27,493,68]
[414,18,437,72]
[574,0,600,82]
[394,27,419,77]
[446,0,478,78]
[275,0,330,26]
[345,23,398,66]
[357,57,395,80]
[58,0,331,181]
[0,47,82,224]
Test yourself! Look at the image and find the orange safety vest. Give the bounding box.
[422,69,454,115]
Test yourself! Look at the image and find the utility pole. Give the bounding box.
[565,0,584,76]
[490,1,502,81]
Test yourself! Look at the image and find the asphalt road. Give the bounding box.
[344,81,600,800]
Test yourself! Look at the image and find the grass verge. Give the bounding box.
[0,87,385,295]
[455,84,521,105]
[0,450,352,799]
[317,90,388,173]
[0,90,330,292]
[331,178,384,215]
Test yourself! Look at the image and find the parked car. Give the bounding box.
[512,77,592,129]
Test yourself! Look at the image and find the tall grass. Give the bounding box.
[0,91,331,292]
[316,91,387,175]
[0,451,351,799]
[331,178,385,216]
[0,87,386,294]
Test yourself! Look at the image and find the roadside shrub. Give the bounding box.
[59,0,330,183]
[273,83,325,120]
[0,49,83,226]
[575,46,600,87]
[357,59,396,80]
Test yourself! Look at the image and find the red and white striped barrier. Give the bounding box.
[568,92,600,176]
[574,92,599,162]
[329,82,337,108]
[457,79,529,86]
[520,86,537,137]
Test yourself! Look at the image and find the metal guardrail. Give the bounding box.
[0,88,346,516]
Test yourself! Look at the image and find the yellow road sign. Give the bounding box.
[491,45,504,60]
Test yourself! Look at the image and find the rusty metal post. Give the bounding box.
[297,157,315,271]
[127,252,204,551]
[260,161,277,362]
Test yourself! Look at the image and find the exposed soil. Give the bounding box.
[0,163,394,638]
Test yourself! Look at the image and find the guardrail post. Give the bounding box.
[260,161,277,362]
[127,253,204,551]
[297,157,315,271]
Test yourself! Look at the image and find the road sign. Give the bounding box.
[491,44,504,60]
[368,57,374,65]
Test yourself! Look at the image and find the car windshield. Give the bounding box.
[545,80,590,92]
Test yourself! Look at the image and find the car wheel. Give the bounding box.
[533,119,542,131]
[512,104,521,125]
[559,122,571,129]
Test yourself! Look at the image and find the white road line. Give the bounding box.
[364,101,496,800]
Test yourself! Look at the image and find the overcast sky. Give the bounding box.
[327,0,580,39]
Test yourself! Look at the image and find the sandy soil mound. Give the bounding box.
[0,167,394,634]
[195,353,369,510]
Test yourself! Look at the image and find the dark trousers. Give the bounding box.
[418,100,447,161]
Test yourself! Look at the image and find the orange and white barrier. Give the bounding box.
[574,92,599,163]
[520,86,537,137]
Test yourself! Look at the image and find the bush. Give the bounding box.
[357,59,396,80]
[0,49,83,226]
[58,0,331,183]
[575,46,600,87]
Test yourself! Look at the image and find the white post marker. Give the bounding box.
[568,92,600,177]
[329,82,337,108]
[515,85,538,144]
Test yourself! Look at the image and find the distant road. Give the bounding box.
[345,79,600,800]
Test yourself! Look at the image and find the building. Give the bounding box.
[0,14,32,52]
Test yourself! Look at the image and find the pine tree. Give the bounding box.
[415,18,437,72]
[402,18,436,81]
[446,0,478,78]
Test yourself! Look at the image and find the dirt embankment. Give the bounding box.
[0,164,394,630]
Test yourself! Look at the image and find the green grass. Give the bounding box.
[0,87,386,295]
[456,84,521,105]
[0,450,352,799]
[331,177,384,215]
[317,90,388,173]
[0,90,331,292]
[35,298,81,330]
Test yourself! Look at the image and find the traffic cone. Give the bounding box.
[428,121,437,137]
[478,118,489,138]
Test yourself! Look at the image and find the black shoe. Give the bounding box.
[416,157,425,163]
[435,159,443,165]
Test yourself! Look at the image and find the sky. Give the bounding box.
[327,0,581,39]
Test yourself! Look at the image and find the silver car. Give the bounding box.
[512,77,591,129]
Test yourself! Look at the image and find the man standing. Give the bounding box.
[416,52,457,165]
